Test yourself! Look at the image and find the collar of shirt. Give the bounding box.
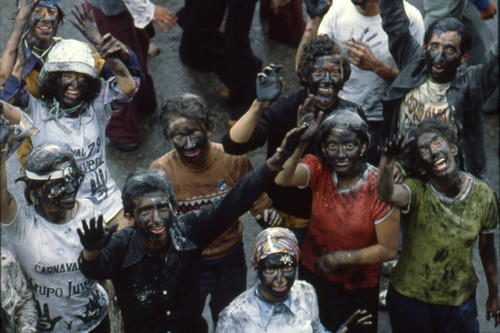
[253,285,294,328]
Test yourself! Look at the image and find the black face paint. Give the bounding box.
[134,193,173,244]
[425,31,462,83]
[416,132,457,178]
[40,162,82,210]
[169,118,210,165]
[308,55,344,110]
[55,72,89,109]
[28,6,59,42]
[323,128,365,178]
[258,253,297,303]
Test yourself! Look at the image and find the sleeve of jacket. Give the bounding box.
[379,0,423,71]
[180,163,277,248]
[474,41,499,102]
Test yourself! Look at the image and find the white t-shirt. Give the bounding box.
[1,199,108,333]
[27,93,122,222]
[318,0,425,121]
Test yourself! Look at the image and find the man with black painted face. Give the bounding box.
[149,93,280,327]
[223,36,365,245]
[217,227,373,332]
[377,119,499,332]
[77,124,308,333]
[0,143,111,332]
[379,0,498,181]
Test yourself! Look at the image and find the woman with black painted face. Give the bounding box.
[217,227,372,332]
[275,109,400,332]
[0,143,111,332]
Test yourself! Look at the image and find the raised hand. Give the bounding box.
[380,134,413,160]
[343,39,379,71]
[96,33,130,61]
[305,0,332,18]
[255,208,282,228]
[337,309,373,333]
[70,3,101,45]
[77,215,117,252]
[256,64,283,102]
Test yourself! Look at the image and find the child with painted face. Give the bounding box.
[217,227,373,332]
[275,109,400,332]
[377,119,500,332]
[0,143,111,332]
[149,93,282,326]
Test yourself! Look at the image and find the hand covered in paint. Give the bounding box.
[255,208,282,228]
[485,291,500,327]
[270,0,291,14]
[343,39,380,72]
[153,5,177,32]
[480,0,497,20]
[267,123,309,171]
[380,134,413,160]
[337,309,373,333]
[314,251,347,278]
[297,97,323,143]
[96,33,130,61]
[256,64,283,102]
[78,215,118,252]
[305,0,332,18]
[16,0,40,23]
[70,3,102,46]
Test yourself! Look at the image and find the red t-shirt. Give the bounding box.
[300,154,394,290]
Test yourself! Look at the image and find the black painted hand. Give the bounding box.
[256,64,283,102]
[70,3,102,45]
[96,33,130,61]
[36,301,63,332]
[255,208,282,228]
[380,134,413,160]
[305,0,332,18]
[337,309,373,333]
[77,215,117,251]
[278,122,310,158]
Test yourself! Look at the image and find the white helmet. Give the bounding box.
[44,39,99,78]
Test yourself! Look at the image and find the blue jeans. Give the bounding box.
[198,245,247,326]
[387,284,479,333]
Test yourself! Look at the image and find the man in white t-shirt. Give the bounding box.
[296,0,424,163]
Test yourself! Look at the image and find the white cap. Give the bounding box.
[44,39,99,78]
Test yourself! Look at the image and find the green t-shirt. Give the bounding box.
[391,175,499,306]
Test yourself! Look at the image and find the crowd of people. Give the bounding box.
[0,0,499,332]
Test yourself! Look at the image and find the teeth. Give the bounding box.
[319,88,333,93]
[434,157,446,166]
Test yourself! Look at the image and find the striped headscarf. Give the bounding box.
[252,227,300,268]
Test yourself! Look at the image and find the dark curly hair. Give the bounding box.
[425,17,471,54]
[38,71,102,105]
[159,93,213,139]
[18,144,83,205]
[297,35,351,89]
[404,119,462,178]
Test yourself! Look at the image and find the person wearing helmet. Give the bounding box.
[216,227,373,332]
[1,7,139,230]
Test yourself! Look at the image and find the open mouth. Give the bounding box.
[150,226,166,235]
[318,87,334,96]
[65,89,81,100]
[336,161,349,167]
[37,25,53,34]
[433,157,448,171]
[432,66,445,75]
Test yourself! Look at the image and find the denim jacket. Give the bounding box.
[379,0,498,180]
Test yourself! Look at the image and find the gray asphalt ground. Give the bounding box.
[1,0,499,331]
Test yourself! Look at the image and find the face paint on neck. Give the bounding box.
[169,118,210,165]
[323,128,365,178]
[258,253,297,303]
[134,193,173,245]
[56,72,89,109]
[425,30,463,83]
[307,55,344,110]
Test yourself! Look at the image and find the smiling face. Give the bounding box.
[424,30,465,83]
[37,161,81,211]
[131,192,173,246]
[322,128,367,178]
[258,253,297,303]
[307,55,344,110]
[416,132,458,179]
[28,5,59,47]
[169,117,210,166]
[55,72,89,108]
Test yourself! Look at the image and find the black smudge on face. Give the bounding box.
[134,194,173,244]
[322,128,365,178]
[258,253,297,302]
[307,55,344,110]
[55,73,89,108]
[169,118,210,165]
[425,31,462,83]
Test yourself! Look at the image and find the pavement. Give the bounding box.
[1,0,498,332]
